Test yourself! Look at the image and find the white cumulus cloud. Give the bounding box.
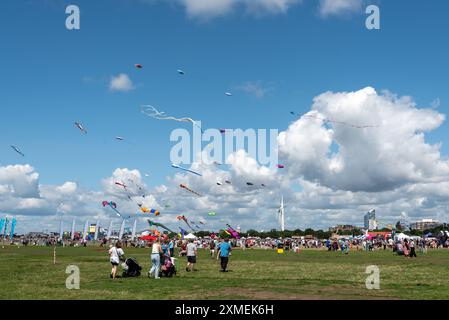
[109,73,134,92]
[318,0,363,17]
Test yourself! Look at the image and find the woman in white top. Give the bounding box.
[108,241,125,279]
[148,238,163,279]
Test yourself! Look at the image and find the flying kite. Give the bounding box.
[74,122,87,134]
[180,184,202,197]
[246,182,254,186]
[140,207,160,216]
[216,179,223,186]
[102,201,125,218]
[177,69,185,75]
[226,224,241,239]
[135,64,143,69]
[141,105,203,132]
[225,92,232,96]
[277,164,285,169]
[115,136,124,141]
[147,219,174,234]
[171,164,202,176]
[298,112,380,129]
[178,227,188,239]
[219,129,226,134]
[115,182,128,191]
[208,212,217,216]
[10,145,25,157]
[225,180,232,184]
[177,215,195,231]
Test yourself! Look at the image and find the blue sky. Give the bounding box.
[1,0,449,232]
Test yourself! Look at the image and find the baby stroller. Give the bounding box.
[160,256,177,278]
[122,257,142,277]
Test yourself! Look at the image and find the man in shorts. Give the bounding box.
[186,239,197,272]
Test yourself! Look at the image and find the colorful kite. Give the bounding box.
[180,184,202,197]
[141,207,160,216]
[10,146,25,157]
[208,212,217,216]
[226,224,241,239]
[135,64,143,69]
[115,182,128,191]
[178,227,188,239]
[147,219,174,234]
[277,164,285,169]
[171,164,202,176]
[177,215,195,231]
[102,201,124,218]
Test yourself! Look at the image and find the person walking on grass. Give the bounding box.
[109,241,124,279]
[217,238,232,272]
[148,238,163,279]
[209,239,216,258]
[186,239,197,272]
[409,239,417,258]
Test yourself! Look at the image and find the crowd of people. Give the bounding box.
[108,237,233,280]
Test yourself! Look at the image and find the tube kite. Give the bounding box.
[180,184,202,197]
[171,164,202,176]
[141,105,203,132]
[226,224,241,239]
[74,122,87,134]
[177,215,195,231]
[102,201,123,218]
[147,219,174,234]
[115,182,128,191]
[10,146,25,157]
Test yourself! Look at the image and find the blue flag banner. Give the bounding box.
[10,218,17,239]
[3,218,9,238]
[0,218,5,236]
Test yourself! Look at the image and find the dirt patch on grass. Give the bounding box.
[209,287,397,300]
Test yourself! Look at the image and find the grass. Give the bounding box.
[0,246,448,300]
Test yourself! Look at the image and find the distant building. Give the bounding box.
[364,209,378,230]
[410,219,441,231]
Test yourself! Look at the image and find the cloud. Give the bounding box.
[0,165,40,198]
[279,87,449,192]
[109,73,134,92]
[318,0,363,17]
[179,0,302,19]
[236,81,274,98]
[2,87,449,233]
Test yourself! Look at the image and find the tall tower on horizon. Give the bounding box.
[278,196,285,232]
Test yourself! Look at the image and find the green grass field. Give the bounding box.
[0,246,448,300]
